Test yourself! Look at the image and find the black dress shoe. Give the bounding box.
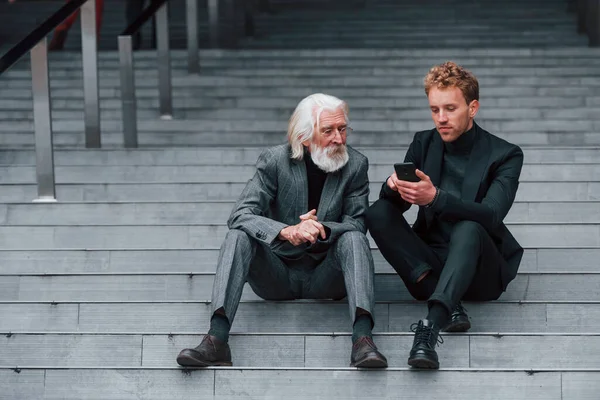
[444,302,471,332]
[350,336,388,368]
[176,334,232,367]
[407,319,443,369]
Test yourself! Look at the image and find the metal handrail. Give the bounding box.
[0,0,101,202]
[118,0,173,148]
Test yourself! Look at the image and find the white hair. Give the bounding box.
[287,93,349,160]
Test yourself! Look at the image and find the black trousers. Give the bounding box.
[366,198,505,313]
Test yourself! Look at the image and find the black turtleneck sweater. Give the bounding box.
[305,153,328,212]
[424,125,477,246]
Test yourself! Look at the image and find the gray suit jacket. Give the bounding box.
[228,144,370,260]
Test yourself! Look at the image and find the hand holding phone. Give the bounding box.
[394,162,420,182]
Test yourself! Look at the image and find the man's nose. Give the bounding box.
[438,111,449,122]
[331,130,344,144]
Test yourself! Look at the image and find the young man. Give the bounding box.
[367,62,524,369]
[176,93,387,369]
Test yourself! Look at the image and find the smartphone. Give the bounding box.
[394,162,420,182]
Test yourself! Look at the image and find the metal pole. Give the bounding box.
[30,38,57,203]
[156,3,172,119]
[577,0,587,34]
[208,0,219,48]
[80,0,101,148]
[586,0,599,45]
[221,0,238,48]
[118,35,138,148]
[590,0,600,46]
[186,0,199,73]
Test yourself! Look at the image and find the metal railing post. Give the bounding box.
[118,35,138,148]
[30,38,57,203]
[156,2,173,119]
[80,0,101,148]
[589,0,600,46]
[577,0,587,34]
[208,0,219,48]
[186,0,200,73]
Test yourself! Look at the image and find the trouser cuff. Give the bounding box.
[427,293,453,315]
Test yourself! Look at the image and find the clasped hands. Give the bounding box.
[387,169,437,206]
[278,209,327,246]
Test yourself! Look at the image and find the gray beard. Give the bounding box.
[309,143,349,173]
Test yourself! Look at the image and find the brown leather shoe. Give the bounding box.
[350,336,388,368]
[176,334,232,367]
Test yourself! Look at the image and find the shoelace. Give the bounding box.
[410,323,444,346]
[454,302,468,315]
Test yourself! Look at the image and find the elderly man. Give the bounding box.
[367,62,524,369]
[176,93,388,368]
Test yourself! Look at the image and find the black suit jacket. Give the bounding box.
[379,122,524,290]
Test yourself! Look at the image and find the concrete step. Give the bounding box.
[1,272,599,302]
[11,57,600,70]
[2,147,599,165]
[0,131,584,147]
[1,164,599,184]
[1,181,598,203]
[1,333,599,369]
[3,107,600,122]
[0,247,593,275]
[5,119,598,133]
[1,95,597,111]
[3,73,600,88]
[1,368,595,400]
[1,301,598,333]
[0,224,596,249]
[0,201,598,225]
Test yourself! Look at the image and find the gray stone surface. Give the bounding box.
[214,370,561,400]
[43,369,215,400]
[143,334,306,367]
[3,201,600,225]
[0,334,142,367]
[76,303,390,333]
[0,304,78,332]
[2,164,600,184]
[3,181,600,203]
[470,336,600,368]
[6,247,599,275]
[7,273,600,302]
[0,370,45,400]
[1,147,600,166]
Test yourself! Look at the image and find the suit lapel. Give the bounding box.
[317,170,340,221]
[461,123,491,201]
[422,132,443,227]
[423,132,443,187]
[291,158,308,218]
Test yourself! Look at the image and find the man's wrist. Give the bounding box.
[425,187,439,208]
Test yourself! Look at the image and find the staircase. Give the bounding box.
[1,0,600,398]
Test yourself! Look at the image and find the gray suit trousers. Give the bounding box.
[210,229,375,326]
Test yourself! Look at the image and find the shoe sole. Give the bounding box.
[443,320,472,333]
[351,355,388,368]
[407,356,439,369]
[176,354,233,368]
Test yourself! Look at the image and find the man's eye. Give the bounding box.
[323,130,333,135]
[339,127,346,133]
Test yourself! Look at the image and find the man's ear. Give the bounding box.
[469,100,480,118]
[302,140,310,148]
